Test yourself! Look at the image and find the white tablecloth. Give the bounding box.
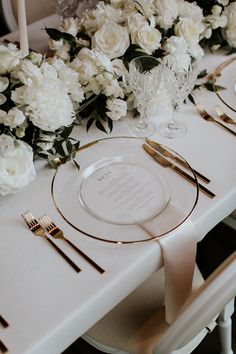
[0,14,236,354]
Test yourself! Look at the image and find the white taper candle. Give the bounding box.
[17,0,29,56]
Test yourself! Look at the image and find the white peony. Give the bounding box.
[0,108,25,129]
[92,22,130,59]
[0,134,36,196]
[0,43,23,75]
[12,78,75,132]
[106,98,127,120]
[14,59,42,86]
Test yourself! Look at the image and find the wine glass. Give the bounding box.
[127,56,163,138]
[158,57,199,139]
[51,0,79,18]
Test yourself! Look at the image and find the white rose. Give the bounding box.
[0,134,36,196]
[106,98,127,120]
[127,13,147,37]
[134,25,162,54]
[155,0,179,30]
[81,2,124,33]
[175,17,204,44]
[0,107,26,129]
[15,78,75,132]
[0,43,23,75]
[92,22,130,59]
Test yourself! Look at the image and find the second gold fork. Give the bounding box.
[39,214,105,274]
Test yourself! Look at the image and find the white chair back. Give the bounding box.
[153,251,236,354]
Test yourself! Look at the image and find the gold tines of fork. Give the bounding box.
[214,106,236,125]
[22,211,81,273]
[39,214,105,274]
[196,104,236,136]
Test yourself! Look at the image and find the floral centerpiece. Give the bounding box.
[1,0,236,196]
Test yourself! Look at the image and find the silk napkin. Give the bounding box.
[140,203,197,324]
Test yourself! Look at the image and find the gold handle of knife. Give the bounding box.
[172,165,215,199]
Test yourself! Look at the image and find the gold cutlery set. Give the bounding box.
[196,104,236,136]
[22,211,105,274]
[0,315,9,353]
[143,138,215,199]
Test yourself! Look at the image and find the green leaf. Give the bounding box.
[198,69,207,79]
[66,140,73,154]
[45,27,63,41]
[86,116,95,131]
[107,117,113,133]
[95,119,107,133]
[188,94,195,105]
[60,125,73,139]
[73,159,80,170]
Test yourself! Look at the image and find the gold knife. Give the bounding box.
[145,138,211,184]
[143,143,215,199]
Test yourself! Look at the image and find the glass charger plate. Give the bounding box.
[213,56,236,112]
[51,137,199,244]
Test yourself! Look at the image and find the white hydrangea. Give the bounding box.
[106,98,127,120]
[0,134,36,196]
[50,58,84,103]
[155,0,179,30]
[0,107,25,129]
[223,2,236,48]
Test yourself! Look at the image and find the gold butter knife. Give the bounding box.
[145,138,211,184]
[143,143,215,199]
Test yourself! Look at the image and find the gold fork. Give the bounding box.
[214,106,236,125]
[22,211,81,273]
[196,104,236,136]
[39,214,105,274]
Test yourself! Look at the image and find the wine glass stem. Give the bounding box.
[137,105,148,129]
[168,105,179,128]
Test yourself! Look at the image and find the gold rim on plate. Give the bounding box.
[51,136,199,244]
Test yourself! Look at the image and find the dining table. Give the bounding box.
[0,14,236,354]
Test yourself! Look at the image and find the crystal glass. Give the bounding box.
[127,56,163,138]
[159,58,199,139]
[51,0,79,18]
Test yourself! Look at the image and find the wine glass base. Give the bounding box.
[128,121,155,138]
[158,121,187,139]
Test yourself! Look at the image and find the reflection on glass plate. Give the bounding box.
[213,56,236,112]
[51,137,199,244]
[79,157,170,225]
